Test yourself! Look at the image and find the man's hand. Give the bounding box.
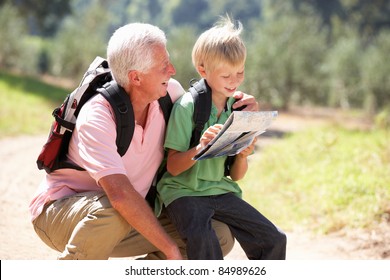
[232,91,259,112]
[165,246,184,260]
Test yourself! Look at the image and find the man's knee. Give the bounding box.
[212,219,234,256]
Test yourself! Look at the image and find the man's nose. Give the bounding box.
[169,62,176,75]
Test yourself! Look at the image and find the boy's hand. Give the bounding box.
[237,137,257,158]
[199,124,223,148]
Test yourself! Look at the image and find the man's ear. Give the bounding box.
[129,70,141,85]
[197,65,207,78]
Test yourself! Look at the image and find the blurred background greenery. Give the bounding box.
[0,0,389,239]
[1,0,390,116]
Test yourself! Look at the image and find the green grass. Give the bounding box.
[0,71,70,137]
[241,126,390,234]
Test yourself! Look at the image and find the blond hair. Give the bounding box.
[192,15,246,73]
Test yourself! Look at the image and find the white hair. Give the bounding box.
[107,23,167,87]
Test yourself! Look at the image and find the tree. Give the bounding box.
[207,0,262,27]
[323,33,363,109]
[360,31,390,113]
[167,26,198,87]
[0,3,28,68]
[347,0,390,40]
[49,1,111,80]
[127,0,157,24]
[172,0,209,29]
[287,0,390,43]
[6,0,71,37]
[244,13,327,109]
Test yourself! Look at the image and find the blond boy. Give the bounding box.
[157,16,287,259]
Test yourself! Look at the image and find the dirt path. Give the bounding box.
[0,113,388,259]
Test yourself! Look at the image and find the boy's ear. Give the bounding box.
[197,65,207,78]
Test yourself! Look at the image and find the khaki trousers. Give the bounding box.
[33,191,234,260]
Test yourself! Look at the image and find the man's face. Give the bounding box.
[139,44,176,101]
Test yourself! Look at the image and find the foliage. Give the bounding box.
[172,0,209,29]
[7,0,71,37]
[323,30,363,109]
[167,26,199,87]
[126,0,163,26]
[290,0,390,41]
[375,107,390,130]
[1,0,390,113]
[360,31,390,113]
[241,125,390,233]
[0,3,28,69]
[48,1,111,79]
[244,13,328,109]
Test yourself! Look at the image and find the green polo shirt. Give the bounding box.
[156,91,242,215]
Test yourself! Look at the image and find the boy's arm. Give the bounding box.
[166,148,199,176]
[166,124,222,176]
[229,137,257,181]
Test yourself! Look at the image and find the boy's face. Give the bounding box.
[202,63,245,98]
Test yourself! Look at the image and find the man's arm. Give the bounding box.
[232,91,259,112]
[99,174,183,260]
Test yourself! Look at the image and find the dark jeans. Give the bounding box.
[165,193,287,260]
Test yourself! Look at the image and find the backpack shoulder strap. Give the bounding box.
[188,78,212,148]
[97,81,135,156]
[188,78,246,176]
[145,92,173,208]
[158,92,173,123]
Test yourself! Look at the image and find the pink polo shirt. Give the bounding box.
[29,79,184,221]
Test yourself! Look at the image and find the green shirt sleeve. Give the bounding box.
[164,92,195,152]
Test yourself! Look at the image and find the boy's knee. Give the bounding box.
[275,229,287,247]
